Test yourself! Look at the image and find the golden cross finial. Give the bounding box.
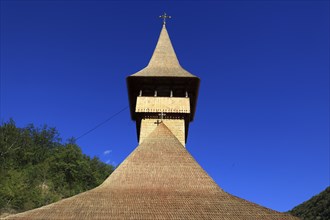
[159,12,171,25]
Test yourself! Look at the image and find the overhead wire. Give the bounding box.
[75,106,129,140]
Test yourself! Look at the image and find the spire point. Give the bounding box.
[159,12,171,26]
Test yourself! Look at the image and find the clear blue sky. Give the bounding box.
[1,0,329,212]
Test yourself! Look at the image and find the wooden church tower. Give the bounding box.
[5,15,298,220]
[127,17,199,147]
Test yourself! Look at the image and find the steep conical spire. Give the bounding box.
[129,25,197,77]
[147,25,181,68]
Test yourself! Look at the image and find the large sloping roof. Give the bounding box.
[129,25,198,78]
[6,123,298,219]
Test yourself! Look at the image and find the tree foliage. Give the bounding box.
[0,119,114,215]
[289,186,330,220]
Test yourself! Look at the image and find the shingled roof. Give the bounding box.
[5,123,298,219]
[129,24,197,78]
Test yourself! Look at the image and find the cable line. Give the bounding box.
[75,106,128,140]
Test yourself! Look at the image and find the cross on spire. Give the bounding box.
[154,112,166,126]
[159,12,171,25]
[154,120,161,126]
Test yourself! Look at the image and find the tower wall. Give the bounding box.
[139,118,185,146]
[136,96,190,146]
[135,97,190,114]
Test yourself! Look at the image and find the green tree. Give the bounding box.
[0,119,114,216]
[289,187,330,220]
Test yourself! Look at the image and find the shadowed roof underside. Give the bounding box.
[6,124,298,219]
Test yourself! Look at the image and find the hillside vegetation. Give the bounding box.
[289,186,330,220]
[0,119,114,216]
